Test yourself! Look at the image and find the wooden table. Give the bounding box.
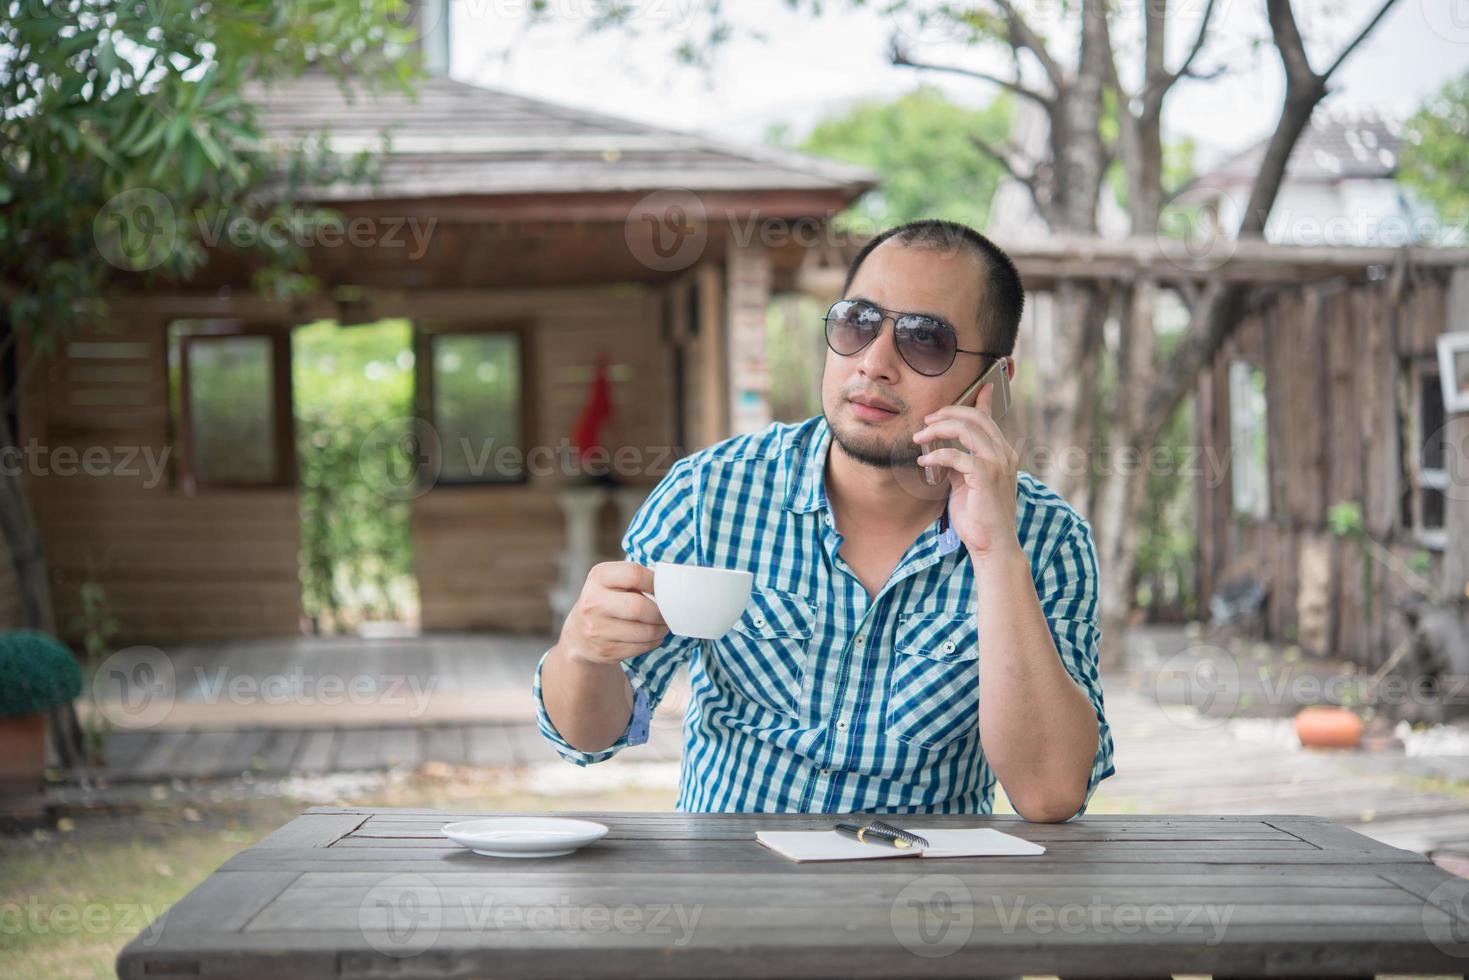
[118,807,1469,978]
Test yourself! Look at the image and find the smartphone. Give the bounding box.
[923,357,1011,487]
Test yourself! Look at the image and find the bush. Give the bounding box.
[0,631,83,718]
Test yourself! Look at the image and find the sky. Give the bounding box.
[445,0,1469,168]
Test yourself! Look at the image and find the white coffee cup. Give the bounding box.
[641,562,754,639]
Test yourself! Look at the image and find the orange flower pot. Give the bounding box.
[1294,706,1363,750]
[0,713,47,797]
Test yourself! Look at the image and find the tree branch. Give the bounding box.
[1267,0,1317,82]
[1138,0,1401,448]
[969,132,1036,182]
[969,132,1050,224]
[1322,0,1401,80]
[888,36,1054,106]
[993,0,1066,92]
[1162,0,1220,94]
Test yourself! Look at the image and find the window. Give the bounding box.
[420,326,526,484]
[168,321,293,492]
[1404,358,1448,549]
[1228,361,1269,520]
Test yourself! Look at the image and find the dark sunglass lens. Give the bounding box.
[895,316,957,375]
[826,301,880,355]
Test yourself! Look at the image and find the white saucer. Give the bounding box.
[441,817,610,858]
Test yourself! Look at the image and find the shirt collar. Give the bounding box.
[785,416,965,558]
[784,416,833,515]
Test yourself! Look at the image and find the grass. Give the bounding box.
[0,799,302,980]
[1,766,679,980]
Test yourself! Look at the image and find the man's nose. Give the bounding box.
[856,316,903,383]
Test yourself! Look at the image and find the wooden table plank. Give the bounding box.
[348,818,1307,842]
[116,811,1469,979]
[254,812,368,849]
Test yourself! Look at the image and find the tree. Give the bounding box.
[0,0,420,762]
[791,85,1013,232]
[881,0,1401,659]
[568,0,1402,661]
[1400,69,1469,241]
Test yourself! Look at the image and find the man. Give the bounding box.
[534,219,1113,821]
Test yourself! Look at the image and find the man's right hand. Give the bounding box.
[558,561,669,665]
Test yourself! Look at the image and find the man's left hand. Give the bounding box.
[913,404,1019,560]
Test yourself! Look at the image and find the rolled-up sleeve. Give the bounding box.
[1034,515,1115,819]
[532,457,703,766]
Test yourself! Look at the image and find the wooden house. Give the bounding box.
[1198,258,1469,666]
[801,236,1469,666]
[14,68,876,643]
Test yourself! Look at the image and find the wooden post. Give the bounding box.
[694,263,727,448]
[1442,268,1469,600]
[724,229,771,436]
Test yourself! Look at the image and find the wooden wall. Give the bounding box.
[1198,269,1461,667]
[0,535,23,630]
[8,220,771,641]
[410,284,678,633]
[725,233,772,435]
[23,317,302,643]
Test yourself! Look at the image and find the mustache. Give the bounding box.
[844,386,909,414]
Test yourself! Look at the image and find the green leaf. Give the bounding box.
[77,129,124,171]
[56,28,99,62]
[125,114,168,157]
[164,115,187,152]
[186,67,217,113]
[195,127,229,171]
[96,38,118,80]
[115,106,155,155]
[182,140,204,191]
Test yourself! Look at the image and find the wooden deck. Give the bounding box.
[63,628,1469,869]
[94,719,684,782]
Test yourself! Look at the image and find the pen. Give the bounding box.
[834,820,929,849]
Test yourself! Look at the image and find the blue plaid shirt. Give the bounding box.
[533,416,1114,816]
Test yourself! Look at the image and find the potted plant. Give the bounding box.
[0,631,83,799]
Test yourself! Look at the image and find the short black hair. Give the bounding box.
[840,219,1025,355]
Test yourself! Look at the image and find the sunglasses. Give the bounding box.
[823,299,1004,377]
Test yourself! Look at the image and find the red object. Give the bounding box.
[572,355,615,455]
[1294,706,1363,749]
[0,713,46,797]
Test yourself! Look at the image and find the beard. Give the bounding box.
[824,403,923,470]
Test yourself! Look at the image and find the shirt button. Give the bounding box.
[942,640,956,653]
[824,514,833,526]
[820,768,831,776]
[854,634,865,647]
[835,719,848,732]
[753,616,766,628]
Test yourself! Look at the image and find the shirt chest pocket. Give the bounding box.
[885,614,980,750]
[713,586,816,716]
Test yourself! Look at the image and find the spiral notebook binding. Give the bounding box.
[867,820,929,849]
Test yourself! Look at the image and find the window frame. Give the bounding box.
[1403,355,1449,551]
[414,319,534,489]
[1227,359,1270,522]
[171,321,295,494]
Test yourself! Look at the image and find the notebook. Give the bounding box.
[755,827,1045,863]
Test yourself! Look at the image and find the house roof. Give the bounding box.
[1191,106,1403,187]
[249,69,879,206]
